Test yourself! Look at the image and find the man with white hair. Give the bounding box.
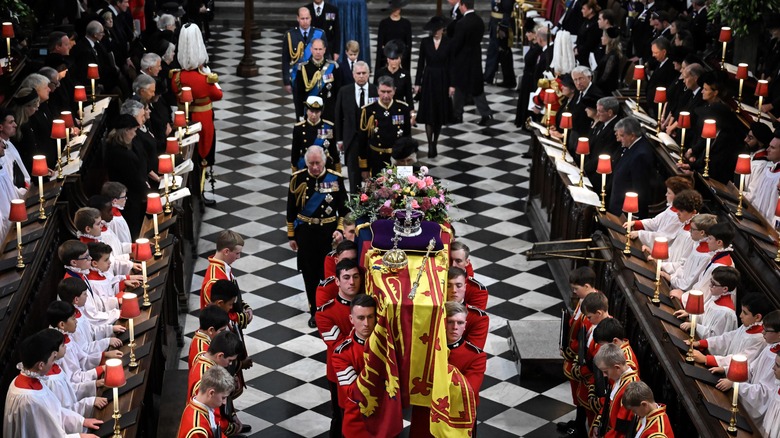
[286,146,348,328]
[170,23,223,205]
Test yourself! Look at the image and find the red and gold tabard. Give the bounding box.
[634,404,675,438]
[188,330,212,369]
[170,68,223,163]
[177,399,218,438]
[591,369,639,438]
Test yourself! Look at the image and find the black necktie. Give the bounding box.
[303,30,308,41]
[359,87,365,107]
[350,61,354,71]
[316,6,321,16]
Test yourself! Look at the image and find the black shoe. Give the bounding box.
[521,151,533,159]
[556,420,576,432]
[308,316,317,328]
[202,195,217,207]
[240,424,252,433]
[477,115,494,126]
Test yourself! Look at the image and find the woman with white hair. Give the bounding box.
[171,23,223,205]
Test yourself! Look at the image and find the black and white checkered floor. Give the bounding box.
[180,26,575,437]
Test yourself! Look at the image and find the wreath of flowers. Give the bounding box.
[347,166,454,223]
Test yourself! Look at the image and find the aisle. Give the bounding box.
[180,26,575,437]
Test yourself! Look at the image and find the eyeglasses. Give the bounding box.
[77,255,92,260]
[709,281,722,287]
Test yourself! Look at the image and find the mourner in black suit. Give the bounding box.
[446,0,464,38]
[645,37,677,117]
[306,0,340,60]
[450,0,494,126]
[334,61,378,191]
[514,23,549,127]
[585,96,622,185]
[483,0,516,88]
[569,66,604,150]
[608,117,657,218]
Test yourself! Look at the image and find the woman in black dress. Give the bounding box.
[103,114,150,237]
[375,0,412,82]
[415,16,453,158]
[594,27,624,94]
[374,40,414,109]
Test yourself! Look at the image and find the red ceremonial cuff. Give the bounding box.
[705,355,718,367]
[633,220,644,230]
[698,340,708,349]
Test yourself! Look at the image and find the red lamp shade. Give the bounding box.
[9,199,27,222]
[736,63,749,80]
[31,155,48,177]
[132,238,153,261]
[651,237,669,260]
[726,354,749,383]
[158,154,174,174]
[173,111,186,128]
[1,22,13,39]
[735,154,752,175]
[560,112,573,130]
[597,155,612,174]
[166,137,178,155]
[677,111,691,129]
[146,193,163,215]
[543,89,557,105]
[73,86,87,102]
[60,111,74,129]
[179,87,193,103]
[51,119,66,140]
[685,290,705,315]
[633,65,645,81]
[701,119,717,139]
[623,192,639,214]
[120,292,141,319]
[654,87,667,104]
[87,63,99,80]
[104,358,126,388]
[756,80,769,97]
[719,27,732,43]
[576,137,590,155]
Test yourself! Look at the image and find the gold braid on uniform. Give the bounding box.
[359,110,376,139]
[288,33,305,64]
[290,176,308,207]
[170,69,182,93]
[301,65,323,92]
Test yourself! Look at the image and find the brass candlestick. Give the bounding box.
[685,315,697,363]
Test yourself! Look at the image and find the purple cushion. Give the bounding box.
[369,219,444,251]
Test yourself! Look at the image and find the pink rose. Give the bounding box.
[411,199,420,209]
[360,193,368,202]
[431,197,440,206]
[392,184,401,191]
[408,175,419,184]
[424,176,434,187]
[420,166,429,175]
[416,180,426,190]
[383,200,391,208]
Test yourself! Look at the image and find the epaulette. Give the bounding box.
[168,68,181,79]
[395,100,409,107]
[326,249,337,257]
[468,277,487,290]
[334,337,353,354]
[326,169,343,177]
[317,298,335,312]
[295,120,307,126]
[466,304,487,317]
[464,340,483,354]
[206,72,219,84]
[292,168,307,176]
[322,119,334,125]
[319,276,336,287]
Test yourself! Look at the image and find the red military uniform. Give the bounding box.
[575,324,603,420]
[324,250,337,279]
[619,339,639,374]
[448,338,487,402]
[178,399,219,438]
[332,330,372,438]
[634,404,674,438]
[464,276,488,310]
[464,304,489,350]
[315,296,353,382]
[564,301,594,403]
[200,257,251,329]
[188,354,233,437]
[315,276,338,308]
[188,330,211,369]
[591,369,639,438]
[170,68,223,164]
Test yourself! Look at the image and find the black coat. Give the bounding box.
[450,11,486,96]
[375,17,413,77]
[585,116,621,184]
[415,36,453,127]
[104,137,149,236]
[646,59,677,112]
[608,136,656,218]
[307,2,340,57]
[576,16,600,67]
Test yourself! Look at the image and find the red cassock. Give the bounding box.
[201,257,233,309]
[178,400,218,438]
[620,340,639,374]
[465,304,489,350]
[464,277,488,310]
[188,330,211,369]
[315,276,338,308]
[129,0,145,31]
[564,302,593,403]
[332,331,373,438]
[170,68,223,163]
[635,404,675,438]
[187,355,229,437]
[576,329,603,416]
[591,369,639,438]
[315,296,353,382]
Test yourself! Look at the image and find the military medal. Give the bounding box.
[325,206,333,215]
[384,110,390,117]
[325,194,333,203]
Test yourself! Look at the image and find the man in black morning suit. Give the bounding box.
[645,37,677,117]
[585,96,622,186]
[608,117,657,219]
[446,0,464,38]
[306,0,340,60]
[568,66,604,153]
[450,0,494,126]
[334,61,378,192]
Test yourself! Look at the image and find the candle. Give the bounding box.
[690,314,697,338]
[164,173,169,193]
[129,318,135,341]
[141,260,147,284]
[16,222,22,247]
[38,176,44,202]
[732,382,739,405]
[601,173,606,190]
[153,213,159,236]
[56,139,61,161]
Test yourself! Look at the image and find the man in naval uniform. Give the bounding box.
[291,96,340,173]
[358,75,411,178]
[282,7,329,118]
[294,38,341,122]
[287,146,348,328]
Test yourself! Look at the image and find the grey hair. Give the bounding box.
[132,74,156,94]
[20,73,49,90]
[391,152,417,165]
[86,21,103,37]
[572,65,593,78]
[157,14,175,30]
[594,343,627,368]
[38,67,59,82]
[377,75,395,89]
[304,145,327,164]
[120,99,144,117]
[597,96,619,115]
[614,117,643,137]
[354,60,369,73]
[140,53,161,71]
